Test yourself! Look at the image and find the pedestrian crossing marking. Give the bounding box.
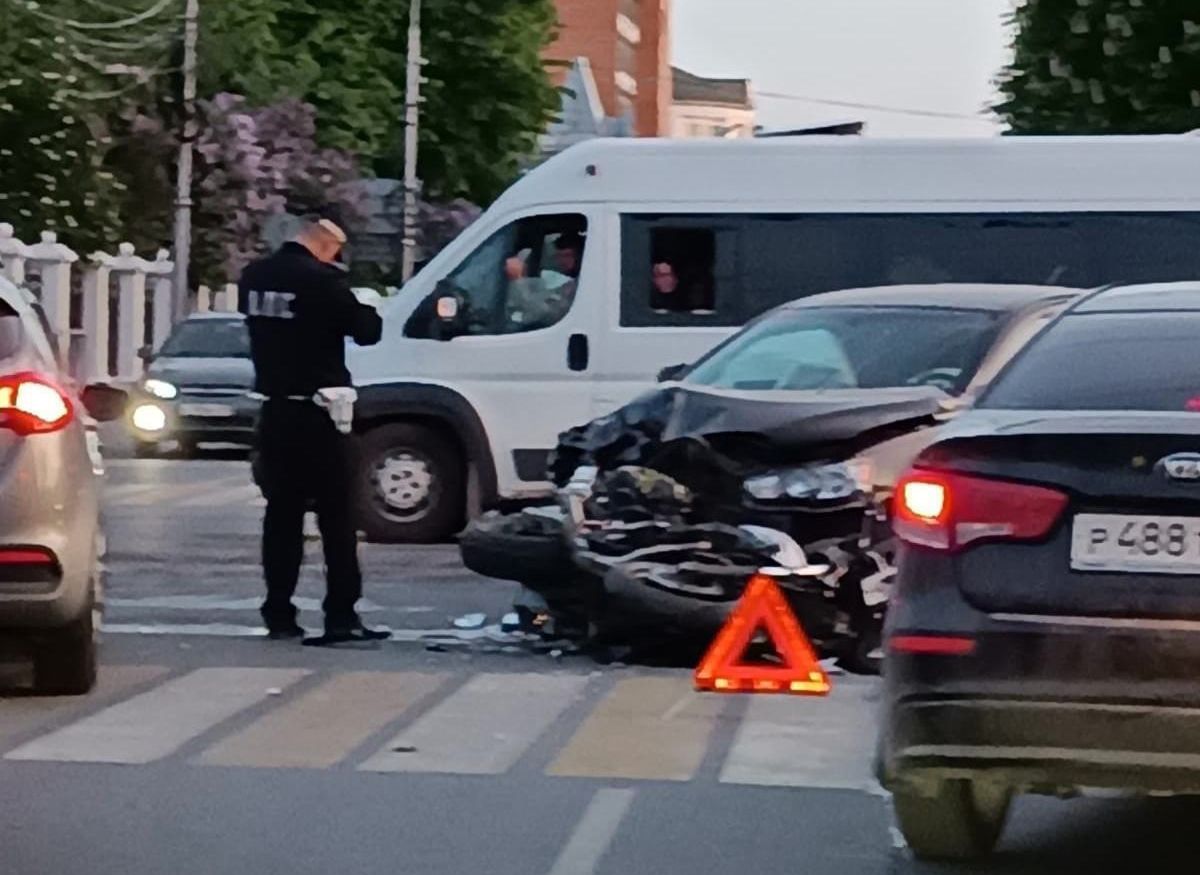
[0,665,168,751]
[199,671,445,769]
[358,673,590,775]
[178,482,262,509]
[0,666,881,787]
[5,667,308,764]
[718,680,879,790]
[548,676,726,782]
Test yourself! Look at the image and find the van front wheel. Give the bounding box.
[356,423,465,543]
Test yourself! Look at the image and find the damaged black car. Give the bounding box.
[462,283,1083,670]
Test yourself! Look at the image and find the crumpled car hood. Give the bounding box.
[550,383,947,486]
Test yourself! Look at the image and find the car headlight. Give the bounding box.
[131,403,167,433]
[142,378,178,400]
[744,462,860,503]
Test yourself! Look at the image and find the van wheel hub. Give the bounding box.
[372,451,434,517]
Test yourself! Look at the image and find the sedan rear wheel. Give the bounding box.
[891,778,1011,861]
[33,595,98,696]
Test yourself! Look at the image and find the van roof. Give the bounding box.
[502,136,1200,211]
[783,283,1084,312]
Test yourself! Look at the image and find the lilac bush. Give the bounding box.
[192,93,366,284]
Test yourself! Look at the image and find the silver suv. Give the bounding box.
[0,276,125,694]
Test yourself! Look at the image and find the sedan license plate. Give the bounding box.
[179,402,234,418]
[1071,513,1200,575]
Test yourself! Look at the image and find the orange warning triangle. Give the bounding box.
[694,573,831,695]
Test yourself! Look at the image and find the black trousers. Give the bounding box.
[256,399,362,630]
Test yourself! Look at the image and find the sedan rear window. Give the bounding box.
[981,312,1200,411]
[684,306,1002,393]
[160,319,250,359]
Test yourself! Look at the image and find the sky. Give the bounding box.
[671,0,1015,137]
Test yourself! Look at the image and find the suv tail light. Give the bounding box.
[893,468,1068,552]
[0,373,73,435]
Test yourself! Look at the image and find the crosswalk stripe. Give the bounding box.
[102,483,162,502]
[358,673,589,775]
[198,671,445,769]
[5,667,308,764]
[0,665,169,751]
[112,481,208,507]
[548,676,725,782]
[718,679,879,790]
[178,482,262,508]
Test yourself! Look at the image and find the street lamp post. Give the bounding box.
[172,0,199,322]
[400,0,422,284]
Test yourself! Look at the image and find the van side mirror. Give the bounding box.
[657,363,689,383]
[80,384,128,423]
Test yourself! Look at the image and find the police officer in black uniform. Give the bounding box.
[239,212,389,645]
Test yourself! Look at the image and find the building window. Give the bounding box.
[615,70,638,96]
[616,37,637,83]
[616,12,641,44]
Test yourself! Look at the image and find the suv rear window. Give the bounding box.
[981,311,1200,411]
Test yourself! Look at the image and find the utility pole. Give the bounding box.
[172,0,199,322]
[400,0,422,284]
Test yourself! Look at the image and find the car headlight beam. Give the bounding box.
[131,403,167,433]
[142,378,178,400]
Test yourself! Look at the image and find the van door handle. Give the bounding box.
[567,333,589,372]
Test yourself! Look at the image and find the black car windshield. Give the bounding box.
[982,311,1200,411]
[159,318,250,358]
[683,306,1003,393]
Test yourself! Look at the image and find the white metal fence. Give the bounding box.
[0,222,237,385]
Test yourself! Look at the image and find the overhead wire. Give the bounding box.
[756,89,986,122]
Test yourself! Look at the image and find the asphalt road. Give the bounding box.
[2,453,1200,873]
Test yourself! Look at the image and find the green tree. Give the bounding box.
[997,0,1200,133]
[200,0,561,203]
[0,0,172,249]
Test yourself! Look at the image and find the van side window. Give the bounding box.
[621,216,737,326]
[650,228,716,314]
[413,213,587,338]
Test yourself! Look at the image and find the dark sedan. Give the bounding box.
[879,281,1200,860]
[128,313,258,456]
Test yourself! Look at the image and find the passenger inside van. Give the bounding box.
[649,228,717,314]
[504,230,585,330]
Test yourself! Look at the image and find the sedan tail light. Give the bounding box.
[0,373,73,435]
[893,468,1068,552]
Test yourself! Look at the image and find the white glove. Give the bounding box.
[351,287,385,309]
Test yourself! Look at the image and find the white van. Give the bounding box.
[349,135,1200,542]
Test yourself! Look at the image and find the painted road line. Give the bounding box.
[548,676,725,781]
[545,788,636,875]
[104,595,412,614]
[103,624,508,640]
[5,667,308,764]
[0,665,169,752]
[110,481,214,507]
[359,672,589,775]
[102,483,163,503]
[200,671,445,769]
[718,678,879,790]
[178,482,262,508]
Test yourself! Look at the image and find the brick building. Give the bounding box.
[544,0,672,137]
